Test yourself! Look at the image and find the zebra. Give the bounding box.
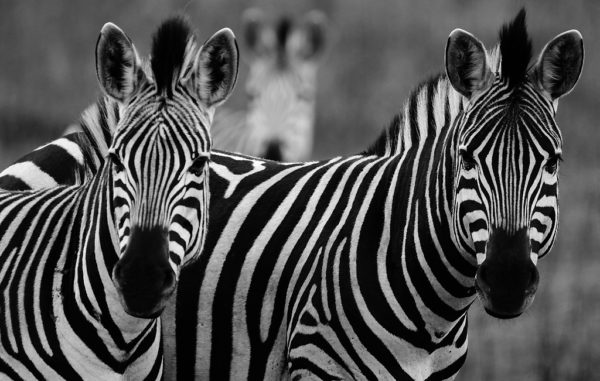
[211,9,327,161]
[0,17,238,379]
[0,10,584,380]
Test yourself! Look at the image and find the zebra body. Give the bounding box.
[0,10,584,380]
[212,10,326,161]
[169,73,475,379]
[0,17,239,379]
[0,133,97,190]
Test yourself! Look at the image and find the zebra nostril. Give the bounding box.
[162,268,176,294]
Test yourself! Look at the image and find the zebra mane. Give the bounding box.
[78,97,118,167]
[362,73,464,157]
[498,9,532,87]
[151,16,196,97]
[364,9,533,157]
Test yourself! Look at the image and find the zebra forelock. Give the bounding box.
[276,16,292,68]
[498,8,533,87]
[151,16,196,98]
[276,16,292,50]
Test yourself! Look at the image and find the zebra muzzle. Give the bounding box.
[475,227,539,319]
[112,227,177,318]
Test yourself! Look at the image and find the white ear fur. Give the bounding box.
[445,29,493,99]
[96,22,144,102]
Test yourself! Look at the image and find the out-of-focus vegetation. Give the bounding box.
[0,0,598,379]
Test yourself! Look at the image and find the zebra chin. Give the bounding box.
[114,286,174,319]
[111,227,178,319]
[474,227,540,319]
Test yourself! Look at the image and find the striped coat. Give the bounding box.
[0,10,584,380]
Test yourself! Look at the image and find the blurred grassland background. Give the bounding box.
[0,0,598,379]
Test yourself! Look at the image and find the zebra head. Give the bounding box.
[96,18,238,318]
[445,10,583,318]
[242,9,327,161]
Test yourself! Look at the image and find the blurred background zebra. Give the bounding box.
[212,8,327,161]
[0,1,598,380]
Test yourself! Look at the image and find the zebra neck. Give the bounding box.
[381,123,476,343]
[79,96,119,162]
[66,167,158,364]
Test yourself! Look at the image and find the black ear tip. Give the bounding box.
[208,28,236,47]
[448,28,472,41]
[562,30,584,46]
[97,22,126,53]
[100,22,123,36]
[446,29,476,54]
[219,28,237,42]
[208,28,238,61]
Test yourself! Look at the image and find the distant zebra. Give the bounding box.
[0,17,238,379]
[212,9,327,161]
[0,10,584,380]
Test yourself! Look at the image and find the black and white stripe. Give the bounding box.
[0,17,238,379]
[0,10,584,380]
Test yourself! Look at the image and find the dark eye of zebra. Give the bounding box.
[545,154,561,174]
[459,149,477,171]
[188,156,209,177]
[109,152,125,172]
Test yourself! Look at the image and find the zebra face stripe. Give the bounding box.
[109,92,211,318]
[96,19,238,319]
[452,78,561,318]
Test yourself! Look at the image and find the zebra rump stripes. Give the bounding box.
[0,17,238,379]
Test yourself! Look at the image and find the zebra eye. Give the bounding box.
[109,152,125,172]
[545,154,561,174]
[459,149,477,171]
[189,156,209,177]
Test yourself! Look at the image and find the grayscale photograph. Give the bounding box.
[0,0,597,380]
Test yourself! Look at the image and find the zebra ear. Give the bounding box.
[195,28,239,107]
[289,10,328,60]
[445,29,493,99]
[530,30,584,100]
[96,22,144,102]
